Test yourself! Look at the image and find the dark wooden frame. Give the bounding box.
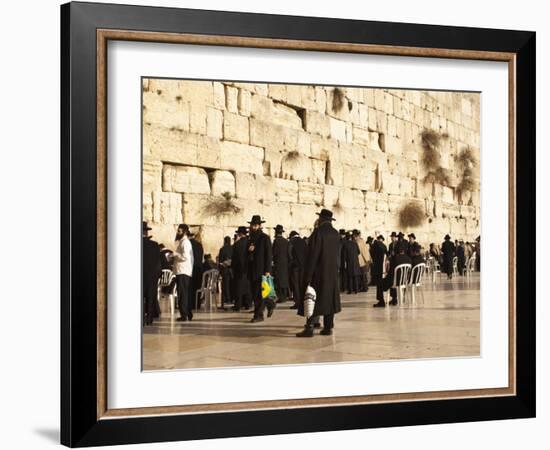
[61,1,536,447]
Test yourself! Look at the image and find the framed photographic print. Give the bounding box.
[61,1,536,447]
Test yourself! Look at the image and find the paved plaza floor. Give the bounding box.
[143,273,480,371]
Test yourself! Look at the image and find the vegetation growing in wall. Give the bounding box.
[420,129,453,187]
[204,192,241,215]
[331,87,345,112]
[399,201,426,228]
[455,146,477,203]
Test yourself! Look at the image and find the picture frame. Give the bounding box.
[60,1,536,446]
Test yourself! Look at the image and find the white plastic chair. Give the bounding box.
[427,257,441,283]
[157,269,176,316]
[408,263,426,306]
[465,254,477,281]
[386,263,411,307]
[195,269,220,312]
[452,256,459,276]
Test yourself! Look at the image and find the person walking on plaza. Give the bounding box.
[142,221,161,325]
[343,231,361,294]
[272,225,290,304]
[296,209,341,337]
[288,230,307,311]
[231,226,250,311]
[373,241,411,308]
[173,224,194,322]
[189,233,204,311]
[353,229,371,292]
[456,240,466,275]
[441,234,456,279]
[370,235,387,290]
[218,236,233,307]
[247,215,274,323]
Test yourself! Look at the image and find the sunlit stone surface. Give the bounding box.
[142,274,480,371]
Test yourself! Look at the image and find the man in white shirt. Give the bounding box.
[173,224,194,322]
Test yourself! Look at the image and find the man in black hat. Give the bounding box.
[217,236,233,307]
[142,222,161,325]
[397,231,410,256]
[370,234,387,291]
[272,225,290,304]
[388,231,398,258]
[173,224,194,321]
[338,229,347,293]
[288,230,307,311]
[247,215,274,323]
[231,226,251,311]
[189,232,204,311]
[407,233,417,258]
[343,231,361,294]
[374,240,411,307]
[441,234,456,279]
[296,209,341,337]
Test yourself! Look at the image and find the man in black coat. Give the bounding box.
[218,236,233,307]
[374,240,411,307]
[388,231,398,258]
[189,235,204,310]
[142,222,161,325]
[272,225,290,303]
[441,234,456,279]
[288,230,307,312]
[231,226,251,311]
[296,209,341,337]
[343,232,361,294]
[247,215,274,323]
[338,229,347,292]
[456,240,466,275]
[370,235,387,288]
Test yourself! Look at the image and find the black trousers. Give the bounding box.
[233,274,251,310]
[175,274,191,319]
[143,280,158,323]
[251,277,275,319]
[290,267,304,307]
[306,314,334,330]
[220,267,232,306]
[359,266,369,291]
[376,275,397,303]
[347,274,359,293]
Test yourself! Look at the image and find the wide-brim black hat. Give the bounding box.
[289,230,299,238]
[397,232,405,238]
[248,215,265,225]
[444,234,451,240]
[275,224,285,233]
[408,233,416,239]
[377,235,385,241]
[235,226,248,235]
[142,221,152,231]
[316,208,336,221]
[390,231,397,237]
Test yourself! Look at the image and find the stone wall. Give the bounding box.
[142,78,480,256]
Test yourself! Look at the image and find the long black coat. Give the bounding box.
[456,245,465,272]
[303,221,341,317]
[370,239,387,284]
[247,229,272,281]
[289,236,307,271]
[143,237,161,285]
[343,239,361,276]
[441,240,456,275]
[382,253,412,290]
[272,235,290,289]
[231,237,249,300]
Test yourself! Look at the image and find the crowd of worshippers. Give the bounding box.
[142,211,480,336]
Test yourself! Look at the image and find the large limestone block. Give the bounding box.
[143,192,153,222]
[143,91,190,131]
[235,172,256,199]
[143,156,162,193]
[280,153,313,182]
[285,85,302,107]
[384,135,406,156]
[329,117,347,141]
[441,186,454,203]
[238,89,252,116]
[189,103,207,135]
[209,170,236,196]
[152,191,183,224]
[365,210,387,231]
[213,82,225,109]
[273,178,299,203]
[268,84,287,102]
[225,86,239,113]
[302,111,330,137]
[149,79,213,106]
[289,203,320,228]
[339,142,366,166]
[325,159,344,186]
[219,141,264,175]
[380,171,401,195]
[342,165,373,191]
[298,182,324,205]
[399,176,415,197]
[323,185,340,208]
[310,159,327,185]
[223,112,249,144]
[343,209,368,230]
[206,107,223,139]
[264,148,284,177]
[260,200,292,228]
[309,135,332,161]
[338,188,364,209]
[254,175,277,202]
[374,89,385,111]
[250,94,302,129]
[162,165,211,194]
[314,87,327,113]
